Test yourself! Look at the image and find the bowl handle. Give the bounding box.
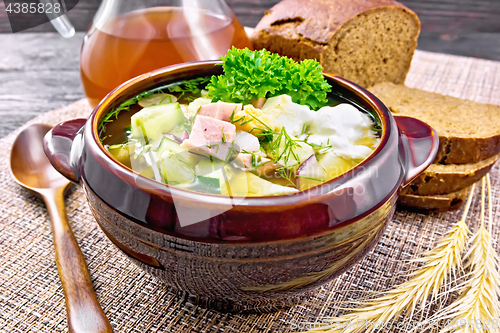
[395,116,439,187]
[43,118,87,183]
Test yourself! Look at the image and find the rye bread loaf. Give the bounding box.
[250,0,421,88]
[403,152,500,196]
[369,82,500,164]
[398,187,469,213]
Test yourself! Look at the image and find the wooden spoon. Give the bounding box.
[10,124,113,333]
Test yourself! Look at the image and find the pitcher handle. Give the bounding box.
[40,0,75,38]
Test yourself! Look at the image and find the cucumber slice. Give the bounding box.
[131,103,185,142]
[198,175,220,189]
[195,158,234,192]
[160,155,196,184]
[155,136,198,167]
[155,136,184,155]
[195,158,227,175]
[187,175,221,194]
[138,93,177,108]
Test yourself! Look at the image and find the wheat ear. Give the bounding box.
[301,185,475,333]
[434,175,500,333]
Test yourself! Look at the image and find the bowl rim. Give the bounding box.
[87,60,393,207]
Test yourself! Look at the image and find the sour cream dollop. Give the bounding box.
[307,104,376,160]
[262,95,377,161]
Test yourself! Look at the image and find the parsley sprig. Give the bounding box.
[207,47,331,110]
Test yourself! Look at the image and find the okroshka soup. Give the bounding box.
[99,48,381,197]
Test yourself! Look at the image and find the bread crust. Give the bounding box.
[250,0,421,87]
[369,83,500,165]
[398,187,469,213]
[436,135,500,164]
[251,0,411,44]
[402,153,499,195]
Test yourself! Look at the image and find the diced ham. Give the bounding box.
[198,101,242,122]
[181,115,237,161]
[217,102,242,121]
[234,153,280,177]
[234,153,253,168]
[189,115,236,143]
[252,97,266,109]
[197,103,218,118]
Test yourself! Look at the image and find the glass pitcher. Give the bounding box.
[78,0,252,108]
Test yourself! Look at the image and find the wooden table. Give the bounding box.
[0,32,85,138]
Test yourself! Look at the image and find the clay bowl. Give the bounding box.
[43,61,438,312]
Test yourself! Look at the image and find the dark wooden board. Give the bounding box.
[1,0,500,34]
[403,0,500,34]
[418,32,500,61]
[0,0,279,33]
[0,69,84,138]
[0,33,85,138]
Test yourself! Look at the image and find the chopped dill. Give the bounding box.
[207,144,220,153]
[276,166,295,186]
[241,149,266,170]
[224,143,239,163]
[229,106,244,125]
[296,175,323,182]
[268,127,301,167]
[99,89,155,133]
[158,94,173,104]
[240,118,254,126]
[301,124,308,135]
[230,113,245,125]
[165,76,211,101]
[108,143,124,150]
[303,141,333,153]
[246,113,273,132]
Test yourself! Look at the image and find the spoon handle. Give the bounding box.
[42,187,113,333]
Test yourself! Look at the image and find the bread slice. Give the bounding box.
[369,82,500,164]
[250,0,420,88]
[403,153,499,196]
[398,187,469,213]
